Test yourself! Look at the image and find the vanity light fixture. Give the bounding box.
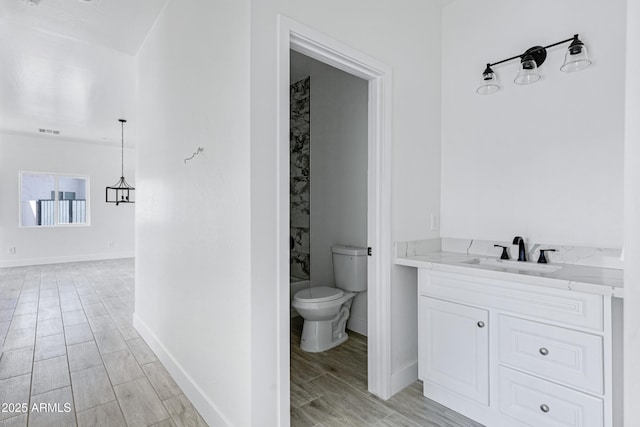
[106,119,135,206]
[477,64,501,95]
[476,34,592,95]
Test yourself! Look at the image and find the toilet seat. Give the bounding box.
[294,286,344,303]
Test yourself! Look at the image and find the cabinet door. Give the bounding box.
[419,297,489,405]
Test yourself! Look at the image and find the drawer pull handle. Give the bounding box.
[477,321,485,328]
[539,348,549,356]
[540,404,550,413]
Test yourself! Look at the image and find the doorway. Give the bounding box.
[289,50,368,334]
[277,16,393,425]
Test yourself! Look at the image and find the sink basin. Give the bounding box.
[461,258,562,273]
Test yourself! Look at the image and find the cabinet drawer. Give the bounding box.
[499,316,603,394]
[419,270,603,330]
[499,367,603,427]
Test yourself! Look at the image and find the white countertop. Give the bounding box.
[395,251,624,298]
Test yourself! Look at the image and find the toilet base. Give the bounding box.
[295,293,355,353]
[300,319,349,353]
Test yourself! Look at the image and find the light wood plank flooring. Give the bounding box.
[0,259,207,427]
[290,317,484,427]
[1,260,484,426]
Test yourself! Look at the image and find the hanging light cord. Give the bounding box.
[119,119,126,178]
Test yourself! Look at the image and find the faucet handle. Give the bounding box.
[493,245,510,260]
[537,249,556,264]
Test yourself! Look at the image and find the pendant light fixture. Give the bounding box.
[476,34,592,94]
[106,119,135,206]
[514,48,544,85]
[560,34,592,72]
[476,64,501,95]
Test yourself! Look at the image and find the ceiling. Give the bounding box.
[0,0,453,144]
[0,0,167,143]
[0,0,167,55]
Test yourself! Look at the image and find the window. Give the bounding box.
[20,172,90,227]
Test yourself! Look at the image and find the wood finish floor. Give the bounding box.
[1,259,483,427]
[290,317,484,427]
[0,259,207,427]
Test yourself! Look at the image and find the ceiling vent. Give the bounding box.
[38,128,60,135]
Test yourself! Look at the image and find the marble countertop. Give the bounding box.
[395,251,624,298]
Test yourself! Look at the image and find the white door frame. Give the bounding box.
[277,15,393,424]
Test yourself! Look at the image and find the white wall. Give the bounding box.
[297,56,369,334]
[624,0,640,423]
[134,0,252,426]
[441,0,626,248]
[0,132,135,267]
[306,58,368,287]
[251,1,443,423]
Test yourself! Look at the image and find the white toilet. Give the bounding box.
[292,245,367,353]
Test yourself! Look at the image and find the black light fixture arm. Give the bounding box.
[487,34,580,68]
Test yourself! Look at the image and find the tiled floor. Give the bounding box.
[0,259,207,427]
[290,317,484,427]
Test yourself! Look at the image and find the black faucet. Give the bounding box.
[512,236,527,262]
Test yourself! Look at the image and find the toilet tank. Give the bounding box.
[331,245,367,292]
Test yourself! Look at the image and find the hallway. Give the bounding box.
[0,259,207,427]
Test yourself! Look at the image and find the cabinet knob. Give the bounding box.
[539,347,549,356]
[477,321,485,328]
[540,404,550,413]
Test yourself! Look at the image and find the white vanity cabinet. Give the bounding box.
[417,268,622,427]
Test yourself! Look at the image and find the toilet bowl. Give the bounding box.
[293,286,356,352]
[292,245,367,353]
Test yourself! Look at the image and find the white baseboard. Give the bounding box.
[0,252,135,268]
[132,313,231,426]
[391,360,418,395]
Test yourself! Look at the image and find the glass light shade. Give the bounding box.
[476,71,501,95]
[514,58,541,85]
[560,43,592,72]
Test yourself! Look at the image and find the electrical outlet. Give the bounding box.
[107,241,115,249]
[7,247,16,255]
